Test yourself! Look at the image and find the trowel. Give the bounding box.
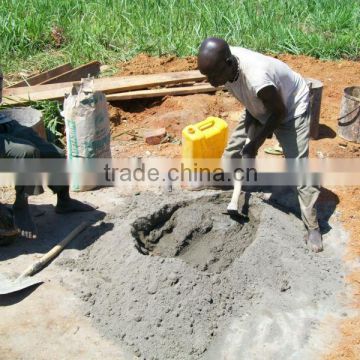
[222,186,250,221]
[226,171,243,217]
[0,221,89,295]
[224,125,255,220]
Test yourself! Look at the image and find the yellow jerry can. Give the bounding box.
[182,116,228,172]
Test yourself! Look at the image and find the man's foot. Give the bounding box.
[55,198,95,214]
[0,205,20,245]
[13,205,37,239]
[306,228,323,252]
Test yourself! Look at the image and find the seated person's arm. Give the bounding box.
[243,85,286,157]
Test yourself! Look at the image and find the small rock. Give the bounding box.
[168,272,180,285]
[134,315,142,322]
[134,348,141,357]
[280,280,291,292]
[147,281,158,295]
[316,151,325,159]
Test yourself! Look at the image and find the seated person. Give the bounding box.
[0,80,94,240]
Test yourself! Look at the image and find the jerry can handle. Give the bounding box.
[198,118,215,131]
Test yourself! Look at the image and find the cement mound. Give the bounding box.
[69,191,345,360]
[132,196,259,273]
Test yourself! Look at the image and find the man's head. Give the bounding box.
[198,37,237,87]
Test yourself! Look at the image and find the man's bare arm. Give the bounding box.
[243,85,286,157]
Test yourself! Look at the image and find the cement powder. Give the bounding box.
[65,191,345,360]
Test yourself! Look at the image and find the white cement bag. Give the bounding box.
[63,77,111,191]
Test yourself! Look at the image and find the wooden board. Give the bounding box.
[2,71,206,105]
[106,83,222,101]
[4,71,206,97]
[4,79,85,96]
[40,61,100,84]
[6,63,73,88]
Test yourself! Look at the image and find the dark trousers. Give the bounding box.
[0,120,67,197]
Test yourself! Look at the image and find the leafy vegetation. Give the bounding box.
[0,0,359,74]
[31,100,64,146]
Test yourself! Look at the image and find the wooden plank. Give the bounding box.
[2,71,206,105]
[4,80,84,96]
[106,83,222,101]
[6,63,73,88]
[40,61,101,84]
[4,71,206,97]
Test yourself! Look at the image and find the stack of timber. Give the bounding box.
[3,63,221,105]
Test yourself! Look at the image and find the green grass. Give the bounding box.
[31,100,64,146]
[0,0,359,74]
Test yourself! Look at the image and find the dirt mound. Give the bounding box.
[110,54,360,159]
[70,191,345,360]
[109,92,242,158]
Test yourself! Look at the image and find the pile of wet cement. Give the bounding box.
[131,195,259,274]
[66,191,344,360]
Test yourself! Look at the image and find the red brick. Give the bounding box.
[144,128,167,145]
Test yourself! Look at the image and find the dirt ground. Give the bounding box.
[110,53,360,359]
[0,53,359,359]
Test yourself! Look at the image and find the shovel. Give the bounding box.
[0,221,89,295]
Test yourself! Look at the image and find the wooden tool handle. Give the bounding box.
[19,221,89,279]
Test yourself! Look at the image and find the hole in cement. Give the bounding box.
[131,194,259,273]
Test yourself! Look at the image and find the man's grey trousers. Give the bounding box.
[223,108,320,230]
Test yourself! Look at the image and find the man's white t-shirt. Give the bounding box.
[225,47,309,124]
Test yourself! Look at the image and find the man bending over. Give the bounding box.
[198,37,322,252]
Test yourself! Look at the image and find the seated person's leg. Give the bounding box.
[54,187,95,214]
[10,120,95,213]
[0,133,40,239]
[0,203,20,243]
[1,124,94,239]
[10,121,65,158]
[0,133,40,159]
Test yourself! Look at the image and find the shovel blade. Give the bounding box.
[0,273,43,295]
